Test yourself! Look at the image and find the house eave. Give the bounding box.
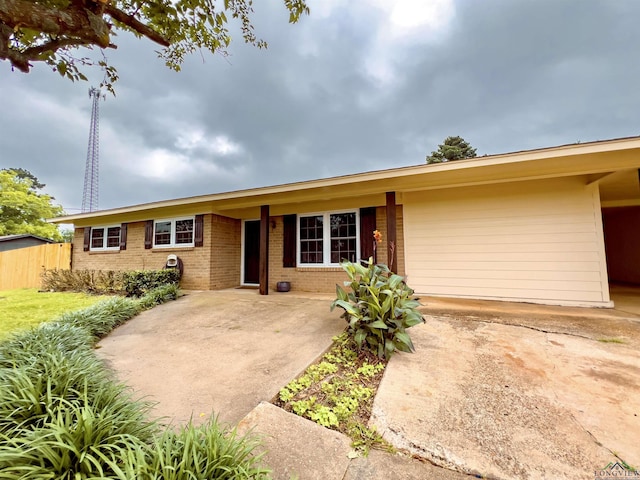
[49,135,640,225]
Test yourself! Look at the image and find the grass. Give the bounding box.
[0,288,110,341]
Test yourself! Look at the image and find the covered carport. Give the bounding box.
[598,168,640,312]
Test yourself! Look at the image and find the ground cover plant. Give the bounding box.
[0,285,269,479]
[275,332,393,456]
[0,288,109,341]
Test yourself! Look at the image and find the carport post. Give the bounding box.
[259,205,269,295]
[386,191,397,273]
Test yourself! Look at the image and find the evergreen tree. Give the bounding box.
[426,136,477,164]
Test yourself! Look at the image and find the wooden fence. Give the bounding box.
[0,243,72,290]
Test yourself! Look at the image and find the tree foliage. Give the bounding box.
[0,0,309,92]
[0,169,64,241]
[426,135,477,164]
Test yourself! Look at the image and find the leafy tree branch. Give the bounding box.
[0,0,309,89]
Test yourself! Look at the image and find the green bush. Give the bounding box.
[123,270,181,297]
[137,284,180,311]
[331,259,425,360]
[41,269,181,297]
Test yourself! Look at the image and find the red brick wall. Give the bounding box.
[267,206,405,293]
[72,214,233,290]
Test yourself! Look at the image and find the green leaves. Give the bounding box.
[0,169,65,241]
[2,0,309,92]
[331,258,425,360]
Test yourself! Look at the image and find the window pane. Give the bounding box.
[106,227,120,248]
[91,228,104,249]
[331,238,356,263]
[175,219,194,244]
[155,222,171,245]
[330,213,356,263]
[299,216,323,264]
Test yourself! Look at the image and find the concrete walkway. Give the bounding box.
[96,289,345,426]
[97,290,640,480]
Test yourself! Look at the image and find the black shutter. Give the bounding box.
[83,227,91,252]
[144,220,153,249]
[195,215,204,247]
[119,223,127,250]
[360,207,376,262]
[283,214,297,268]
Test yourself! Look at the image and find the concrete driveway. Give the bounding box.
[372,297,640,480]
[96,289,345,426]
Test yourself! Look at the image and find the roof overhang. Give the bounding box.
[50,136,640,225]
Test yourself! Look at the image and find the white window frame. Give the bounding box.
[89,225,121,251]
[297,210,360,267]
[153,217,195,248]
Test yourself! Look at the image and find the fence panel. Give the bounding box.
[0,243,72,290]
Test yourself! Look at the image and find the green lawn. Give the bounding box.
[0,289,110,341]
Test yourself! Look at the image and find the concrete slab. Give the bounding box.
[96,289,345,426]
[344,449,472,480]
[371,316,640,480]
[237,402,353,480]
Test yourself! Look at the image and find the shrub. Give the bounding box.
[123,270,181,297]
[137,284,180,310]
[41,269,180,297]
[41,269,126,294]
[331,259,425,360]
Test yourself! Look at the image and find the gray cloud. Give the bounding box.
[1,0,639,214]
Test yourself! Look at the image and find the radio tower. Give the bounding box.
[81,87,103,212]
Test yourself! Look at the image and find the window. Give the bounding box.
[153,217,194,247]
[299,211,359,266]
[90,226,121,251]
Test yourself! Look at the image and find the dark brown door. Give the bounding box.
[244,220,260,284]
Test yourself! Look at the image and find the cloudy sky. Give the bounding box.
[2,0,640,214]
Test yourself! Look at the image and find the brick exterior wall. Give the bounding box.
[72,214,238,290]
[267,206,406,293]
[71,207,404,294]
[210,215,241,289]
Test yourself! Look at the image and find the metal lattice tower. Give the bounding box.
[81,87,103,212]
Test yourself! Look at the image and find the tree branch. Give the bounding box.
[0,0,110,47]
[104,4,169,47]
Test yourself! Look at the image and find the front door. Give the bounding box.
[244,220,260,284]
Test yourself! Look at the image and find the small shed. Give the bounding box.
[0,234,54,252]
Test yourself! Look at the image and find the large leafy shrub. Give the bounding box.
[123,270,181,297]
[331,259,425,360]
